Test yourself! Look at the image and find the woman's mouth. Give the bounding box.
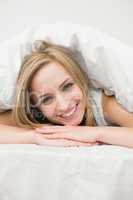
[59,103,79,119]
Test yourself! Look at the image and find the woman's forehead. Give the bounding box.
[31,62,72,93]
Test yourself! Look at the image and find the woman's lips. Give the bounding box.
[60,103,79,119]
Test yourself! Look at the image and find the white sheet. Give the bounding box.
[0,144,133,200]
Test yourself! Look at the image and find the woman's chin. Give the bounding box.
[62,121,80,126]
[48,117,81,126]
[58,115,84,126]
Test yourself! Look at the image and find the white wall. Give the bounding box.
[0,0,133,46]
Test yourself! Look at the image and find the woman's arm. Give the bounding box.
[102,90,133,127]
[35,125,133,148]
[98,126,133,148]
[0,111,95,146]
[0,124,98,146]
[0,124,35,144]
[0,110,17,126]
[99,91,133,148]
[0,110,36,144]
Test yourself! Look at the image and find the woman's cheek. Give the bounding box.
[72,87,83,99]
[40,105,55,118]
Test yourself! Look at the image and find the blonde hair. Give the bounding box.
[12,40,95,128]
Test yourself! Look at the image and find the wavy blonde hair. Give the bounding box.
[12,40,95,128]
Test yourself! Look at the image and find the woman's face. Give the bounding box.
[30,62,86,125]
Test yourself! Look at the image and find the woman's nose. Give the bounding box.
[56,95,69,113]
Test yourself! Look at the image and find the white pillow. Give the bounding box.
[0,22,133,112]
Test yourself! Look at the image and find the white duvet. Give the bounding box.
[0,22,133,112]
[0,144,133,200]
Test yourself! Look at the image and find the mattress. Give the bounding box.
[0,144,133,200]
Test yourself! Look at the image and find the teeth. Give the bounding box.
[61,105,76,117]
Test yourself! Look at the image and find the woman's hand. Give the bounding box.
[34,134,98,147]
[35,125,100,145]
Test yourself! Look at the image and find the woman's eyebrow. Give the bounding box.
[59,78,70,89]
[38,78,70,99]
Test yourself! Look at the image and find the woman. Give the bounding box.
[0,40,133,148]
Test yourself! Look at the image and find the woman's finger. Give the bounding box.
[37,125,70,129]
[37,133,97,144]
[36,132,81,141]
[35,129,66,135]
[37,137,94,147]
[40,133,89,142]
[41,133,78,140]
[35,125,74,133]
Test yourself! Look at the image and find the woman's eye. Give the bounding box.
[41,97,53,105]
[63,83,74,91]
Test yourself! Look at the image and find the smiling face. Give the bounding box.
[30,61,86,126]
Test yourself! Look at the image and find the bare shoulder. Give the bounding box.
[0,110,16,126]
[101,90,133,127]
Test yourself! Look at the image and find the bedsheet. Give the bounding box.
[0,144,133,200]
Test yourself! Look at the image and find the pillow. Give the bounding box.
[0,22,133,112]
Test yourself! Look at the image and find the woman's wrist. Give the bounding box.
[28,129,47,145]
[0,124,37,144]
[24,129,37,144]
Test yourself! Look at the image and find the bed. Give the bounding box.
[0,144,133,200]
